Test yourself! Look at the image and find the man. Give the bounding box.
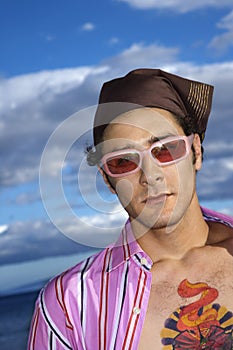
[28,69,233,349]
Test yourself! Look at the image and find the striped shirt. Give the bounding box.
[27,207,233,350]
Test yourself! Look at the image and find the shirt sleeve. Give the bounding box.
[27,275,83,350]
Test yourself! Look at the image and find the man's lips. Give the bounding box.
[142,193,170,205]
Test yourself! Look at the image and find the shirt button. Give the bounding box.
[133,307,141,315]
[140,257,147,266]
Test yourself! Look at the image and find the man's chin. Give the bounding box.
[130,210,182,236]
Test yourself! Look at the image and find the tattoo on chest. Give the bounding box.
[160,279,233,349]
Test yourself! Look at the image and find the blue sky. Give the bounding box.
[1,0,233,294]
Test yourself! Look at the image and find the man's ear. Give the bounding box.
[193,134,202,171]
[98,166,116,194]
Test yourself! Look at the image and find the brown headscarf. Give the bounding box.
[93,68,214,145]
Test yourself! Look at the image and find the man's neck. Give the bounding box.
[131,196,209,264]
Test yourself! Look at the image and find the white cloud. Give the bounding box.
[0,66,92,111]
[101,42,179,74]
[117,0,233,12]
[0,206,127,264]
[13,192,41,206]
[0,225,8,235]
[218,10,233,30]
[0,219,83,264]
[45,34,56,42]
[197,155,233,201]
[108,37,120,45]
[209,10,233,53]
[80,22,95,31]
[219,207,233,216]
[0,66,108,186]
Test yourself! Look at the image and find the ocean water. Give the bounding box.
[0,290,39,350]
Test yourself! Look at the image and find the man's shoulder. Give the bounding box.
[42,248,107,298]
[200,206,233,252]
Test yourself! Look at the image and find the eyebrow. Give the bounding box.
[109,133,176,152]
[148,133,176,145]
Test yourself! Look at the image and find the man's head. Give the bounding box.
[86,68,214,231]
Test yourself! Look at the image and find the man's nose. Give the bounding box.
[139,154,164,186]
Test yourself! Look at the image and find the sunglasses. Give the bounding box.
[101,134,194,177]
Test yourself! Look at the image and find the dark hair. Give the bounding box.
[85,112,204,166]
[174,114,204,162]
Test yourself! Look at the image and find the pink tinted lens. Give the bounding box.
[152,139,186,163]
[106,153,140,174]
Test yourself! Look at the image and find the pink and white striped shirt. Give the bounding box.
[27,207,233,350]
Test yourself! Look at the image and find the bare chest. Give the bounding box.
[138,247,233,350]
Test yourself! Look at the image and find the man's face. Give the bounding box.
[100,108,202,233]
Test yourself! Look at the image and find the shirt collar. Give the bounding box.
[108,219,152,272]
[201,206,233,227]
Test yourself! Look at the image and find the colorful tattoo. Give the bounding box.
[161,279,233,349]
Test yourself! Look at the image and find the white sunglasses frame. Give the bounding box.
[101,134,194,177]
